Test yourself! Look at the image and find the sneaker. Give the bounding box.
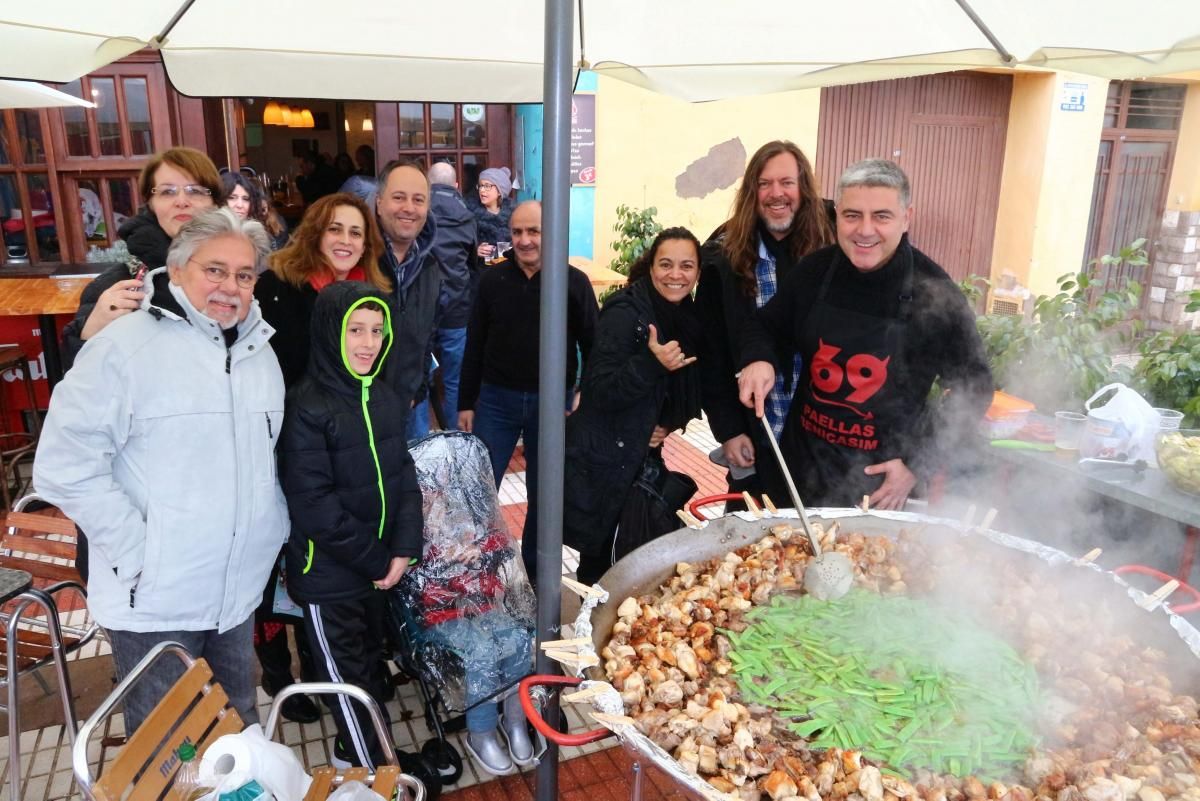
[279,693,321,724]
[464,729,512,776]
[396,749,442,801]
[330,738,353,770]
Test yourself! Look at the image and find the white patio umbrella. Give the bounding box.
[1,1,1199,101]
[5,7,1200,799]
[0,78,93,109]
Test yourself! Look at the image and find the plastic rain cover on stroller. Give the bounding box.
[390,432,537,714]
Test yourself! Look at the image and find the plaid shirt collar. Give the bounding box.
[754,239,803,437]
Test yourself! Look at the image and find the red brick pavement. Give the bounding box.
[441,746,689,801]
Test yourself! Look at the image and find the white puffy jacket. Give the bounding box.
[34,269,289,633]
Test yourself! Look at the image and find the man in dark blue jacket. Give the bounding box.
[425,161,479,431]
[375,160,445,439]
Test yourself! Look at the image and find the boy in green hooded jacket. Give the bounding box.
[279,281,423,769]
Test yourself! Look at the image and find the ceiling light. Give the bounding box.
[362,118,374,132]
[263,101,283,125]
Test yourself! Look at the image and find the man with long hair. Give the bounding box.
[695,140,834,503]
[738,160,991,510]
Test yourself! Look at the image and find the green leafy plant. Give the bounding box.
[957,274,991,312]
[1135,330,1200,424]
[970,241,1146,411]
[1133,290,1200,425]
[608,204,662,276]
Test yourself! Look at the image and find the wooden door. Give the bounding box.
[816,72,1012,282]
[1082,81,1185,295]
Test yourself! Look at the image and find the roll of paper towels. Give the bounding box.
[198,724,311,800]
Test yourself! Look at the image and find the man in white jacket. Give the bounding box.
[34,208,289,733]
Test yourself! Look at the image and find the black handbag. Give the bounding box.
[611,453,698,565]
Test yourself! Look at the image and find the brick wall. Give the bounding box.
[1147,209,1200,332]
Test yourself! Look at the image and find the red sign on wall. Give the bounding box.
[0,314,72,431]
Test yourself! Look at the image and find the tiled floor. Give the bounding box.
[0,417,730,800]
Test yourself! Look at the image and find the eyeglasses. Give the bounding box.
[478,182,497,192]
[188,258,257,289]
[151,184,213,199]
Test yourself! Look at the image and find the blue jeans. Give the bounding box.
[434,327,467,430]
[107,617,256,734]
[423,610,532,732]
[472,383,539,579]
[408,328,468,439]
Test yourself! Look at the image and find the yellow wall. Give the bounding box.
[989,71,1107,299]
[989,72,1054,291]
[1166,82,1200,211]
[591,75,822,270]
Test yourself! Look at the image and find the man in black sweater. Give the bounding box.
[738,160,991,510]
[459,200,599,579]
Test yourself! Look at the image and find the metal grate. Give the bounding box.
[989,298,1022,316]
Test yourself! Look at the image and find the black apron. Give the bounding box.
[785,247,916,505]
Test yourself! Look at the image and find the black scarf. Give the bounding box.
[757,222,799,275]
[645,280,703,432]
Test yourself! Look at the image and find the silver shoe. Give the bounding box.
[501,692,535,766]
[465,729,512,776]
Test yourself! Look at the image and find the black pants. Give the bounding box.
[254,553,316,693]
[254,610,316,694]
[576,552,608,587]
[302,594,393,768]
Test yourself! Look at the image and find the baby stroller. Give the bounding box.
[387,431,541,783]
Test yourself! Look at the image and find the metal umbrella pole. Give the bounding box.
[535,0,574,799]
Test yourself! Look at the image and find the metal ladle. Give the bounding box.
[760,416,854,600]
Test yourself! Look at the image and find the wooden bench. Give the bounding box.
[73,642,425,801]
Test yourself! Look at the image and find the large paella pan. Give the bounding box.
[523,505,1200,801]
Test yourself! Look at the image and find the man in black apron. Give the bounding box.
[737,159,992,509]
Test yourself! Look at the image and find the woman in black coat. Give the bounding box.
[563,228,704,585]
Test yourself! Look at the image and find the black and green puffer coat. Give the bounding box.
[279,281,423,603]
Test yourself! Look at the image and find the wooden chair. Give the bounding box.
[0,493,100,801]
[264,683,424,801]
[72,643,243,801]
[73,642,426,801]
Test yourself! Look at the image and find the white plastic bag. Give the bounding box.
[198,724,311,801]
[1081,383,1159,461]
[327,780,385,801]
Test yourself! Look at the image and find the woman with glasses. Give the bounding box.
[468,166,514,261]
[222,170,289,252]
[62,146,224,369]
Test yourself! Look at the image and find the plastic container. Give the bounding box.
[1054,411,1087,451]
[983,391,1035,439]
[1156,429,1200,496]
[1156,408,1184,430]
